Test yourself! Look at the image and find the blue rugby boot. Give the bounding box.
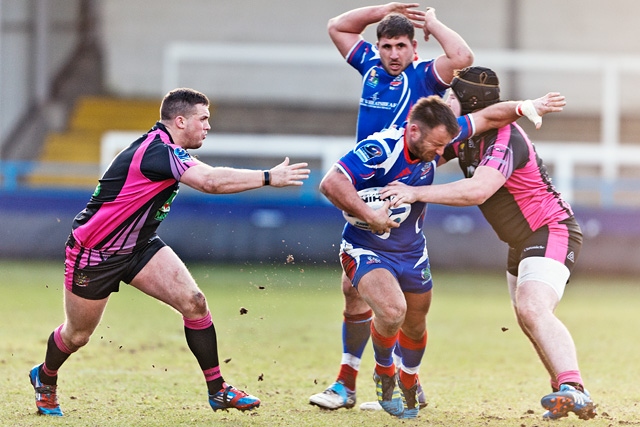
[209,383,260,411]
[29,364,63,416]
[541,384,596,420]
[373,372,404,417]
[396,372,420,419]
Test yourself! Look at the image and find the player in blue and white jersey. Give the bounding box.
[329,4,474,142]
[317,91,566,418]
[319,96,458,418]
[311,2,473,411]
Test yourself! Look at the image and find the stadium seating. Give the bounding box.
[28,96,159,187]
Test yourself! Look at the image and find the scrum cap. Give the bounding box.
[450,66,500,115]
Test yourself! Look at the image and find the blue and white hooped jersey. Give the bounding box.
[335,125,435,253]
[346,40,449,142]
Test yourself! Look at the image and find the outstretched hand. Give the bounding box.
[268,157,310,187]
[523,92,566,130]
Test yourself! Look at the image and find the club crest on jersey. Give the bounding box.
[366,256,382,265]
[421,267,432,284]
[389,76,403,89]
[73,272,90,287]
[420,162,433,179]
[355,143,383,162]
[173,147,191,163]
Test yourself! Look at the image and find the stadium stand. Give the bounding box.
[28,96,159,187]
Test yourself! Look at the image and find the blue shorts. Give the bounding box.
[339,239,433,294]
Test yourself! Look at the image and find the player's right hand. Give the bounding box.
[366,199,400,234]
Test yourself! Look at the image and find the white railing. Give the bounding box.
[158,43,640,206]
[101,131,640,207]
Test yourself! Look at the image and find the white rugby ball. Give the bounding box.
[343,187,411,231]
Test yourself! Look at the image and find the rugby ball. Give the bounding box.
[343,187,411,231]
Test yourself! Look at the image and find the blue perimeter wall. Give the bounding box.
[2,188,639,276]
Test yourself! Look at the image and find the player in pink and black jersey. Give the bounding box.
[28,88,310,417]
[382,67,597,421]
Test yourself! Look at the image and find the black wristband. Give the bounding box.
[263,170,271,186]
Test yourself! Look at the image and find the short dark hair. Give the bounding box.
[376,13,414,40]
[160,88,210,121]
[408,95,459,137]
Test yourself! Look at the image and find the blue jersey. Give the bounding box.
[336,125,434,253]
[334,115,476,253]
[347,40,449,141]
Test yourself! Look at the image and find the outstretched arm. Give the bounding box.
[328,2,426,57]
[381,166,506,207]
[472,92,566,134]
[180,157,309,194]
[423,7,474,84]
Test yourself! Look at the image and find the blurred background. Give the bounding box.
[1,0,639,275]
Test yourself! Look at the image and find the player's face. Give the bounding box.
[408,123,453,162]
[377,36,417,76]
[182,104,211,149]
[446,91,462,117]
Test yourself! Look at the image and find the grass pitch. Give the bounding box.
[1,259,639,426]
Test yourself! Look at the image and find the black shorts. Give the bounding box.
[64,234,166,300]
[507,217,582,277]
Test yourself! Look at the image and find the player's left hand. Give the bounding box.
[269,157,310,187]
[380,181,417,206]
[524,92,566,129]
[422,7,438,42]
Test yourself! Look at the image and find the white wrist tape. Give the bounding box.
[521,99,542,128]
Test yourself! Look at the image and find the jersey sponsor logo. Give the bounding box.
[173,147,192,163]
[361,98,398,110]
[567,251,575,263]
[355,143,383,162]
[366,69,379,88]
[155,189,179,221]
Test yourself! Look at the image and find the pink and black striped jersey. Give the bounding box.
[444,122,574,245]
[71,123,198,254]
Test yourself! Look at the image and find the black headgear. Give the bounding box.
[450,66,500,115]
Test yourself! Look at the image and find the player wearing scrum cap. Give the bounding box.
[382,66,597,421]
[319,89,566,419]
[311,2,559,414]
